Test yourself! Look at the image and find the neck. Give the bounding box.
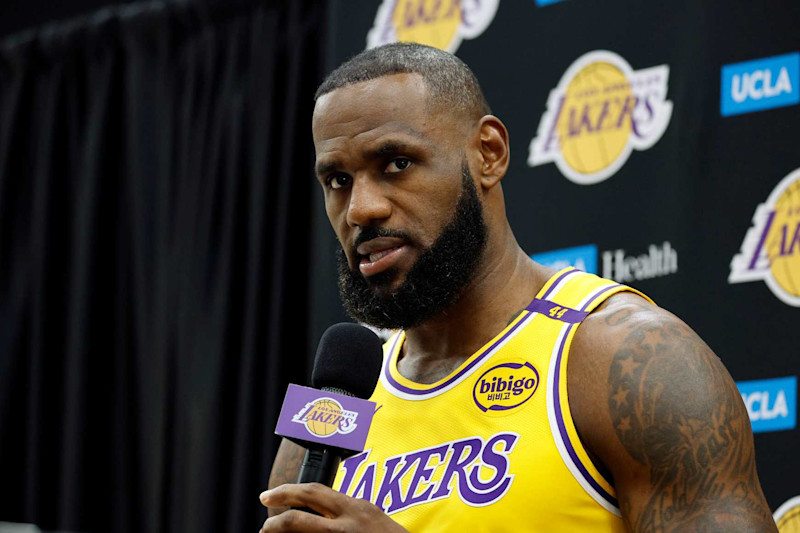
[397,226,553,384]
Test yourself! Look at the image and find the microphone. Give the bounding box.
[310,323,383,400]
[274,323,383,513]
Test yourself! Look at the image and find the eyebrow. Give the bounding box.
[315,161,339,176]
[315,133,434,177]
[366,141,414,159]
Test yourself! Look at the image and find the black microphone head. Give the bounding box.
[311,323,383,399]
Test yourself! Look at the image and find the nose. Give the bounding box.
[346,175,392,228]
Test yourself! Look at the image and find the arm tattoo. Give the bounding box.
[608,319,776,532]
[267,441,307,516]
[603,306,634,326]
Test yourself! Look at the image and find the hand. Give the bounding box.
[259,483,409,533]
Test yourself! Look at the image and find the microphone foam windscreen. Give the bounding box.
[311,323,384,399]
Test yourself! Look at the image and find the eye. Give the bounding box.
[327,174,351,190]
[385,158,412,173]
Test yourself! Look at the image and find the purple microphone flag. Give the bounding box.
[275,384,377,453]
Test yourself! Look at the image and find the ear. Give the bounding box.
[474,115,510,190]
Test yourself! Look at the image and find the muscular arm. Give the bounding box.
[267,439,307,516]
[569,293,777,533]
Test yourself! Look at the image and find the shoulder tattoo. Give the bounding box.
[607,318,775,532]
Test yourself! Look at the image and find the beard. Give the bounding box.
[336,162,487,330]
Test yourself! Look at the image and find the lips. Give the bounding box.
[355,238,408,277]
[367,247,399,263]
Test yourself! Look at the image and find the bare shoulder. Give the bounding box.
[568,292,777,532]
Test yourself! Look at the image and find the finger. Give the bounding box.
[260,509,336,533]
[260,483,344,517]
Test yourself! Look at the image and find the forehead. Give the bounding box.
[312,73,458,156]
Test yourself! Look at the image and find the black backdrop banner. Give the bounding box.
[0,1,323,531]
[315,0,800,524]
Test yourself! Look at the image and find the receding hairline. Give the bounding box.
[314,42,492,121]
[314,72,469,122]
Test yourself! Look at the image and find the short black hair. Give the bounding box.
[315,42,491,120]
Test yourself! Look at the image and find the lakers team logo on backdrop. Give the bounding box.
[473,362,539,413]
[367,0,499,53]
[528,51,673,185]
[730,168,800,306]
[775,495,800,532]
[292,397,359,437]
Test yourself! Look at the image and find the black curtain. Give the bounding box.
[0,1,324,531]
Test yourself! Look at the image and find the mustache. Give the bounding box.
[352,226,412,252]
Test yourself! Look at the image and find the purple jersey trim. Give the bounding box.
[552,283,620,508]
[526,298,588,323]
[382,267,580,397]
[382,312,532,396]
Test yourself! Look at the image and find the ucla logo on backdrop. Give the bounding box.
[473,362,539,412]
[729,168,800,306]
[292,397,358,437]
[528,50,672,185]
[721,52,799,116]
[367,0,499,53]
[736,377,797,433]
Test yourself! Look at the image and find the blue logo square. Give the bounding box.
[736,376,797,433]
[721,52,800,116]
[530,244,598,274]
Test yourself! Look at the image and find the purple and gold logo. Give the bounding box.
[367,0,499,53]
[473,362,539,412]
[774,494,800,532]
[729,167,800,307]
[528,50,673,185]
[292,397,359,438]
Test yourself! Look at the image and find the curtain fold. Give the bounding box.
[0,1,324,531]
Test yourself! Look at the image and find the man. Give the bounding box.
[260,43,777,532]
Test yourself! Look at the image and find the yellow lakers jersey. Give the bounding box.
[333,268,653,532]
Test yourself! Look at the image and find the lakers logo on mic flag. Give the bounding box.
[275,384,377,452]
[292,397,359,437]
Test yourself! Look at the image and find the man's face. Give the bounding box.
[313,73,487,328]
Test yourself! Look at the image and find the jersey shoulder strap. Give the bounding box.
[526,267,654,322]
